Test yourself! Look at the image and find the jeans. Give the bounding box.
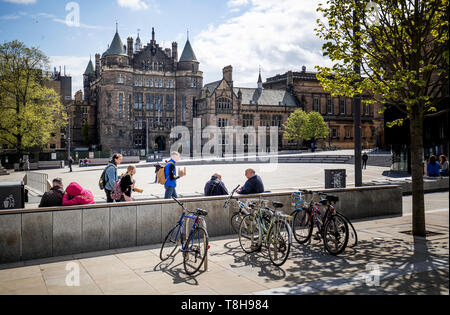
[164,186,178,199]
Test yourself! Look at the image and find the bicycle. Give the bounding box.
[239,200,293,266]
[160,197,209,275]
[291,190,349,255]
[224,185,257,234]
[292,191,357,248]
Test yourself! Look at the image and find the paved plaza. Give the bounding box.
[0,192,448,295]
[5,160,391,206]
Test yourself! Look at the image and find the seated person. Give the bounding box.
[204,173,229,196]
[238,168,264,195]
[427,155,440,177]
[39,178,65,208]
[62,182,96,206]
[439,155,449,176]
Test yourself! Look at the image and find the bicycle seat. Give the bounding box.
[272,201,284,208]
[194,208,208,217]
[326,195,339,203]
[248,202,257,208]
[319,198,329,205]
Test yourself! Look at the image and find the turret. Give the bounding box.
[172,42,178,62]
[127,37,133,58]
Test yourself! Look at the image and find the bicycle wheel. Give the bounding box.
[267,219,292,267]
[337,213,358,248]
[239,214,261,253]
[323,215,349,255]
[292,208,313,244]
[183,227,208,275]
[230,211,242,234]
[160,225,181,261]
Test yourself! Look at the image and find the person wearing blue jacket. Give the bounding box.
[238,168,264,195]
[427,155,440,177]
[104,153,122,202]
[164,152,185,199]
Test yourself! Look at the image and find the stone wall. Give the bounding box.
[0,185,402,263]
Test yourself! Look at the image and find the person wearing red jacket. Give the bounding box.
[62,182,96,206]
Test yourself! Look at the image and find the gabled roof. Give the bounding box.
[179,39,197,62]
[233,88,298,107]
[103,31,127,57]
[84,60,95,75]
[204,80,221,94]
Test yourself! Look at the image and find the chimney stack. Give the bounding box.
[172,42,178,62]
[127,37,133,58]
[95,53,101,77]
[223,65,233,85]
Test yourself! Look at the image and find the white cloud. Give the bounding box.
[116,0,160,13]
[2,0,36,4]
[195,0,331,87]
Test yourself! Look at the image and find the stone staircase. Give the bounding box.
[279,155,353,164]
[0,165,10,176]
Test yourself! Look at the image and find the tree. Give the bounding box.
[301,111,330,144]
[315,0,448,236]
[0,40,68,156]
[283,109,308,149]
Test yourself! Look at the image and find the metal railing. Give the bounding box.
[26,171,48,194]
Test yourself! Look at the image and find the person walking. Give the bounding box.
[164,152,185,199]
[68,156,73,172]
[238,168,264,195]
[362,152,369,170]
[439,155,448,176]
[62,182,96,206]
[427,155,440,177]
[119,165,143,201]
[39,178,65,208]
[204,173,229,196]
[104,153,122,203]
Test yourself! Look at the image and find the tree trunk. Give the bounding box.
[410,108,426,236]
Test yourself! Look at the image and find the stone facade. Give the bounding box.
[82,28,202,154]
[263,69,385,149]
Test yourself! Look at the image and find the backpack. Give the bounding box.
[110,179,123,201]
[99,164,114,190]
[156,161,174,185]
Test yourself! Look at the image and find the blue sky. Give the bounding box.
[0,0,330,95]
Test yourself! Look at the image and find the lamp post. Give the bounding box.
[353,2,362,187]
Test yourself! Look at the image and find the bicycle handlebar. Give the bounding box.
[172,197,185,210]
[224,185,241,208]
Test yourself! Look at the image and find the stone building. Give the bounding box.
[263,67,385,149]
[197,66,301,151]
[82,27,203,154]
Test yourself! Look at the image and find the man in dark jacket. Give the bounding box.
[39,178,64,208]
[204,173,229,196]
[238,169,264,195]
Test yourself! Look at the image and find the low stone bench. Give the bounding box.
[0,185,402,263]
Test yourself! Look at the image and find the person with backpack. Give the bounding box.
[114,165,144,202]
[163,152,185,199]
[204,173,228,196]
[100,153,122,203]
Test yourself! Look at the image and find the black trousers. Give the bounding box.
[105,189,114,203]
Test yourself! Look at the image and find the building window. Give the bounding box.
[119,129,124,138]
[145,78,153,87]
[243,114,254,127]
[339,99,346,115]
[182,96,187,122]
[134,119,143,130]
[134,77,143,87]
[169,80,174,88]
[364,104,370,116]
[216,97,231,110]
[217,118,229,128]
[344,126,353,139]
[260,114,271,127]
[166,95,174,111]
[146,94,154,110]
[313,97,320,112]
[327,97,333,114]
[134,93,143,110]
[119,93,123,119]
[191,78,197,88]
[117,74,124,84]
[272,115,282,128]
[331,127,338,138]
[134,135,143,147]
